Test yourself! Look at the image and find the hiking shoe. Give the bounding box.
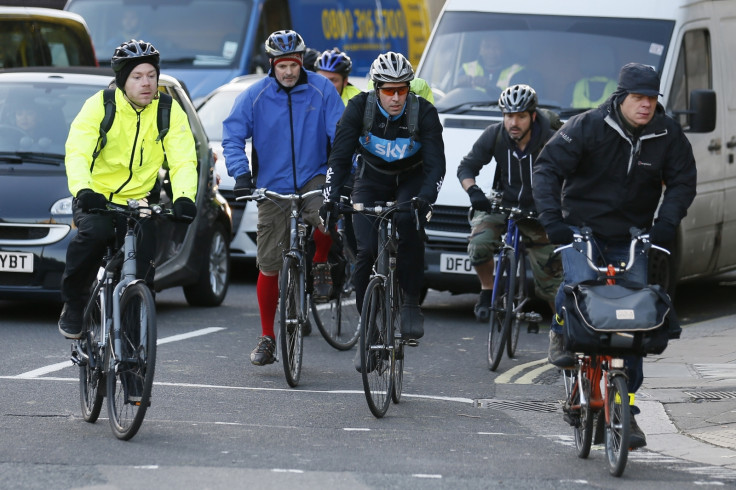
[548,328,574,367]
[312,262,333,303]
[474,289,493,322]
[302,318,312,336]
[58,302,83,339]
[250,336,276,366]
[629,415,647,449]
[400,304,424,340]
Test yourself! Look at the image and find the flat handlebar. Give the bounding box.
[235,188,323,202]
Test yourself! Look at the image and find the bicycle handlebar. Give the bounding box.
[334,198,427,231]
[235,188,323,202]
[554,226,670,275]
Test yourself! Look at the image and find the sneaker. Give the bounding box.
[400,304,424,340]
[312,262,333,303]
[474,289,493,322]
[629,415,647,449]
[250,336,276,366]
[548,328,574,367]
[301,318,312,336]
[58,302,83,339]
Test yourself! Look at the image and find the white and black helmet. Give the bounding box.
[370,51,414,84]
[498,84,537,113]
[264,30,306,58]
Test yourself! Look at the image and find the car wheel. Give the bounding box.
[183,222,230,306]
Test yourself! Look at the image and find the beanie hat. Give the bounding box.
[617,62,661,97]
[115,57,160,88]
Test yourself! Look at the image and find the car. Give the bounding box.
[195,74,265,262]
[0,6,97,69]
[0,67,232,306]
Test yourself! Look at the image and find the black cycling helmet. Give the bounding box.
[370,51,414,84]
[111,39,160,88]
[498,84,537,113]
[302,47,320,72]
[315,48,352,77]
[264,30,306,58]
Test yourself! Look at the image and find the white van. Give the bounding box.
[417,0,728,296]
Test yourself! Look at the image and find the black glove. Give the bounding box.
[173,197,197,222]
[648,221,676,246]
[545,221,574,245]
[76,189,107,212]
[233,173,254,198]
[414,196,433,224]
[467,184,492,214]
[319,200,338,226]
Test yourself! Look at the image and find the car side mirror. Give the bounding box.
[682,89,716,133]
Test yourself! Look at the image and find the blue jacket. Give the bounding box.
[222,69,344,193]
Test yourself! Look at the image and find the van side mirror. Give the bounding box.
[687,89,716,133]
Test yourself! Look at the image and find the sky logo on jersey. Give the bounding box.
[360,135,421,162]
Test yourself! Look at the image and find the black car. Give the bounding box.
[0,67,232,306]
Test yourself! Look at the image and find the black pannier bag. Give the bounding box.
[561,279,681,356]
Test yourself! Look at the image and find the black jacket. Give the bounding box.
[457,110,555,211]
[533,96,697,241]
[324,91,446,203]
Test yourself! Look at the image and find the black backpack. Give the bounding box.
[90,88,172,170]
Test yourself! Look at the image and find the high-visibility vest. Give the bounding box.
[462,60,524,89]
[572,76,617,108]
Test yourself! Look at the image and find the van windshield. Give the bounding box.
[418,12,674,114]
[66,0,252,70]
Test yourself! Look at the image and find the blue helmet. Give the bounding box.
[315,48,352,76]
[264,30,306,58]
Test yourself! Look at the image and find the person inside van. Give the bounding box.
[457,35,524,97]
[533,62,697,449]
[457,84,562,326]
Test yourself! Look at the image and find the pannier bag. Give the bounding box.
[561,279,681,356]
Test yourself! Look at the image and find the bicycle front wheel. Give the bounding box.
[280,256,303,387]
[506,253,524,358]
[606,375,630,477]
[107,282,156,440]
[79,285,104,423]
[574,375,594,459]
[360,277,393,418]
[312,247,360,350]
[391,298,403,404]
[487,249,516,371]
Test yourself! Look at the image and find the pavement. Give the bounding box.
[637,313,736,468]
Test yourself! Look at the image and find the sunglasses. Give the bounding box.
[378,86,410,96]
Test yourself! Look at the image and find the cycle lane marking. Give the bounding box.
[5,327,225,379]
[494,357,550,384]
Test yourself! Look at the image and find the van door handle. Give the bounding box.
[708,139,722,152]
[727,137,736,149]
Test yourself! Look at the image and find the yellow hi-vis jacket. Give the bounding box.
[65,88,198,205]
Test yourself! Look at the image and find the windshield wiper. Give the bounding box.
[0,152,64,165]
[162,57,197,65]
[0,153,22,163]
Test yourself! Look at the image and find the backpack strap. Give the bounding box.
[361,90,376,141]
[91,88,117,171]
[156,92,172,142]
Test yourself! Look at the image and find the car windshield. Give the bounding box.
[197,89,241,142]
[418,12,674,114]
[67,0,252,70]
[0,80,100,157]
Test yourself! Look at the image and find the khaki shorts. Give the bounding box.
[468,210,563,305]
[256,175,325,272]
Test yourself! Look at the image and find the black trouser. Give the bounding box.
[351,164,425,311]
[60,199,156,304]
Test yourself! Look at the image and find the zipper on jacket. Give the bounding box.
[288,93,298,192]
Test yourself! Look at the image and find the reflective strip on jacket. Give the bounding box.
[65,88,198,204]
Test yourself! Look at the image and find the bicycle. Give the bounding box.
[335,199,423,418]
[238,188,338,387]
[558,227,670,476]
[480,202,543,372]
[70,199,168,440]
[311,203,360,351]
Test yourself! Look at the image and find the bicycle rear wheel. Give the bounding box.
[606,375,630,477]
[79,285,104,423]
[312,246,360,350]
[506,253,525,358]
[280,256,303,387]
[360,277,393,418]
[107,282,156,440]
[487,249,516,371]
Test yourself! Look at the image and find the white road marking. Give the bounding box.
[413,474,442,479]
[6,327,225,379]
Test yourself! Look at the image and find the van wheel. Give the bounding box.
[648,243,677,299]
[184,222,230,306]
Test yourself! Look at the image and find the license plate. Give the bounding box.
[439,253,474,275]
[0,251,33,273]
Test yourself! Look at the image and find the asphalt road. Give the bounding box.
[1,267,735,489]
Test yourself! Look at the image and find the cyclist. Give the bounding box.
[222,30,344,366]
[321,51,446,361]
[58,39,198,339]
[457,84,562,326]
[533,62,697,448]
